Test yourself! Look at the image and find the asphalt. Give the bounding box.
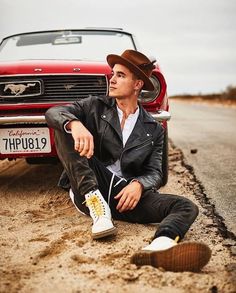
[168,99,236,236]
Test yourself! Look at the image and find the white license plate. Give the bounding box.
[0,127,51,154]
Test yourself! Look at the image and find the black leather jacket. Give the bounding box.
[45,95,164,190]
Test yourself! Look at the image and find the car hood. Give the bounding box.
[0,60,112,76]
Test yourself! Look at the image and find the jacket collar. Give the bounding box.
[99,95,156,123]
[98,95,116,107]
[125,105,157,149]
[99,96,122,141]
[99,95,157,145]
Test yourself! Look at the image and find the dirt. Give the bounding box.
[0,143,235,293]
[170,96,236,109]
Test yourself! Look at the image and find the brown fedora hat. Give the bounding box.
[107,49,155,91]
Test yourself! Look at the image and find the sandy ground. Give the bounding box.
[169,96,236,109]
[0,143,235,293]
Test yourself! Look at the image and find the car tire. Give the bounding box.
[161,128,169,186]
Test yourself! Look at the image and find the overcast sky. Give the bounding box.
[1,0,235,95]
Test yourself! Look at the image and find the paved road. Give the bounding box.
[168,100,236,236]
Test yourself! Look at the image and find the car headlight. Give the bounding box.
[138,75,161,103]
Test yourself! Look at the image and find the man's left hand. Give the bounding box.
[114,181,143,212]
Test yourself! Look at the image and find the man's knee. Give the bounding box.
[185,198,199,221]
[54,129,74,151]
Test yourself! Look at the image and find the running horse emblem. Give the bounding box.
[4,83,36,96]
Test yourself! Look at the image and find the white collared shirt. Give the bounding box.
[106,105,139,177]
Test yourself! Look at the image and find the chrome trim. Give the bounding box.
[1,29,134,44]
[0,115,46,124]
[150,110,171,122]
[0,73,107,77]
[0,74,109,100]
[34,68,42,72]
[0,111,170,125]
[0,80,42,97]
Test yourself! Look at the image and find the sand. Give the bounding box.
[0,143,235,293]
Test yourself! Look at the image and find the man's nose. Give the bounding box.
[110,75,116,83]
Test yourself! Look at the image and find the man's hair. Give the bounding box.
[131,72,143,93]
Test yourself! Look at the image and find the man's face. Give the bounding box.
[108,64,140,99]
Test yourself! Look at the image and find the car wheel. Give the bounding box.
[161,128,169,186]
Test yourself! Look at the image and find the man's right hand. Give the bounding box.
[66,120,94,159]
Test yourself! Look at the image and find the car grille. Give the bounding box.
[0,75,108,103]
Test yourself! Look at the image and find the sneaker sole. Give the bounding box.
[92,227,117,240]
[130,242,211,272]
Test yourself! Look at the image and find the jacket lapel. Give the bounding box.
[125,107,156,149]
[98,97,156,147]
[100,104,123,141]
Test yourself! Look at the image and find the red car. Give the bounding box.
[0,28,170,185]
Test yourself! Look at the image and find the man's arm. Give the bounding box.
[134,125,164,190]
[66,120,94,159]
[114,180,143,212]
[115,125,164,213]
[45,97,94,158]
[45,104,84,132]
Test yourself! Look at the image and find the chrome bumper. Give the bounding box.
[0,115,46,124]
[0,110,171,125]
[150,110,171,122]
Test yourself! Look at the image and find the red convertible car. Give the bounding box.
[0,28,170,185]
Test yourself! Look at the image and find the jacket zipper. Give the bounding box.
[120,139,154,171]
[134,140,154,151]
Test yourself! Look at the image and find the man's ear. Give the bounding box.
[135,79,144,91]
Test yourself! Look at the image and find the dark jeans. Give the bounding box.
[55,130,199,240]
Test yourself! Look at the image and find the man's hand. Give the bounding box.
[114,181,143,212]
[67,120,94,158]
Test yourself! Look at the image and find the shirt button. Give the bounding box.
[102,115,106,118]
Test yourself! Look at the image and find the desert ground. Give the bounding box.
[0,141,235,293]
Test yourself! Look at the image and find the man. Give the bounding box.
[45,49,211,272]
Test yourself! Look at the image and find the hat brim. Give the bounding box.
[107,54,154,91]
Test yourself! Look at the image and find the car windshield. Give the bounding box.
[0,30,136,62]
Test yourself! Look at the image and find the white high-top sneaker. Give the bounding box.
[69,189,86,216]
[131,236,211,272]
[142,236,177,251]
[84,189,117,239]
